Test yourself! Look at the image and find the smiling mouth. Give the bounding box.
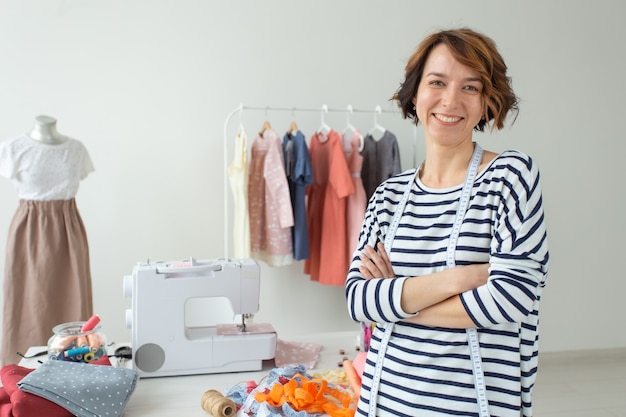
[434,114,462,123]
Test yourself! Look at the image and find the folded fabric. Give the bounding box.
[1,364,72,417]
[274,339,322,369]
[17,360,138,417]
[0,386,14,417]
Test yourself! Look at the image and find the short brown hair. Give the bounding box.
[393,28,519,131]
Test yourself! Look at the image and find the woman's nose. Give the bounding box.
[441,88,460,107]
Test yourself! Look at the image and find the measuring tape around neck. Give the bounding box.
[367,169,418,417]
[447,144,490,417]
[368,144,490,417]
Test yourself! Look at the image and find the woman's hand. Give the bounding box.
[457,263,490,293]
[359,242,394,279]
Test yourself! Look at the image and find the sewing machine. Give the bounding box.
[123,257,276,377]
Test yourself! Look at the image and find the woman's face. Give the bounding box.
[414,43,484,147]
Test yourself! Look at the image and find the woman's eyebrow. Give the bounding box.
[424,71,446,78]
[424,72,482,83]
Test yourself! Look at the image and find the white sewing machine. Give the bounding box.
[123,257,276,377]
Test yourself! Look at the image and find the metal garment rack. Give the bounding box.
[221,103,402,259]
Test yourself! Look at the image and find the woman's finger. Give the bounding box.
[365,244,392,278]
[376,242,394,277]
[359,253,381,277]
[359,265,374,279]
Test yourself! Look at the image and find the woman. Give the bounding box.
[345,28,549,416]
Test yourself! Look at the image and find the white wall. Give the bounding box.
[0,0,624,353]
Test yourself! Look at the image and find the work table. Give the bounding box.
[20,331,360,417]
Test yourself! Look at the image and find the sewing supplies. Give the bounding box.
[201,390,237,417]
[47,319,107,363]
[254,373,355,417]
[123,257,276,377]
[80,313,101,332]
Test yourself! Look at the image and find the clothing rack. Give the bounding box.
[221,103,414,259]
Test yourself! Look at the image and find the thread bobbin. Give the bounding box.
[201,389,236,417]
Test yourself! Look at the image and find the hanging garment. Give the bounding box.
[282,130,313,261]
[248,129,294,266]
[343,131,367,258]
[0,135,94,366]
[304,130,355,286]
[228,127,250,258]
[360,130,402,199]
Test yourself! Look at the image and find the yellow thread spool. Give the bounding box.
[200,389,236,417]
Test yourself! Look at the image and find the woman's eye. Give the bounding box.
[430,80,444,86]
[464,84,481,92]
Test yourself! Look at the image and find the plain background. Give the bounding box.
[0,0,624,354]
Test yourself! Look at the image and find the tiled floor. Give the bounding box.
[533,348,626,416]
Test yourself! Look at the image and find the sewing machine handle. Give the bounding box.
[155,264,223,275]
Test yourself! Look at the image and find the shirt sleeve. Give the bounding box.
[345,184,415,324]
[460,154,549,327]
[78,142,95,180]
[0,139,16,179]
[293,133,313,186]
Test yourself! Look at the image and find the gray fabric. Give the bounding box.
[360,130,402,200]
[17,360,138,417]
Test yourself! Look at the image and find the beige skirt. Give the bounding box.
[1,199,93,365]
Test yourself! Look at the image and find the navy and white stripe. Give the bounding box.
[346,149,549,417]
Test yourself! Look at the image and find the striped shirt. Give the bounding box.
[346,149,549,417]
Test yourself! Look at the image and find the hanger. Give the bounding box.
[368,105,386,140]
[342,105,364,152]
[317,104,331,140]
[259,120,272,136]
[288,107,299,135]
[258,106,272,136]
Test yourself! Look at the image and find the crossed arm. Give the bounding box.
[358,242,489,328]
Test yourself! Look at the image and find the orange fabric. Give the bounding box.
[305,131,355,285]
[254,373,355,417]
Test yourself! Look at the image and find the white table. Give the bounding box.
[20,331,360,417]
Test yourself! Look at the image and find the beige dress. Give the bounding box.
[0,135,94,365]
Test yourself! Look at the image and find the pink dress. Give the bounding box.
[343,131,367,258]
[248,129,294,266]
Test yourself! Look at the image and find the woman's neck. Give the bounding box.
[419,141,475,188]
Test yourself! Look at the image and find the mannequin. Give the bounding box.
[27,115,68,144]
[0,117,94,366]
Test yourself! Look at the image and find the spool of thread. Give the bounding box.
[75,336,89,348]
[201,389,236,417]
[65,346,91,358]
[49,335,75,351]
[87,333,104,350]
[80,314,101,332]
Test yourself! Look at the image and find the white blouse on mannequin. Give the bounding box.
[0,116,94,200]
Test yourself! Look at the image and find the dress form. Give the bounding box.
[27,115,68,144]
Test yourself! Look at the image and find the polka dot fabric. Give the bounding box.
[17,360,138,417]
